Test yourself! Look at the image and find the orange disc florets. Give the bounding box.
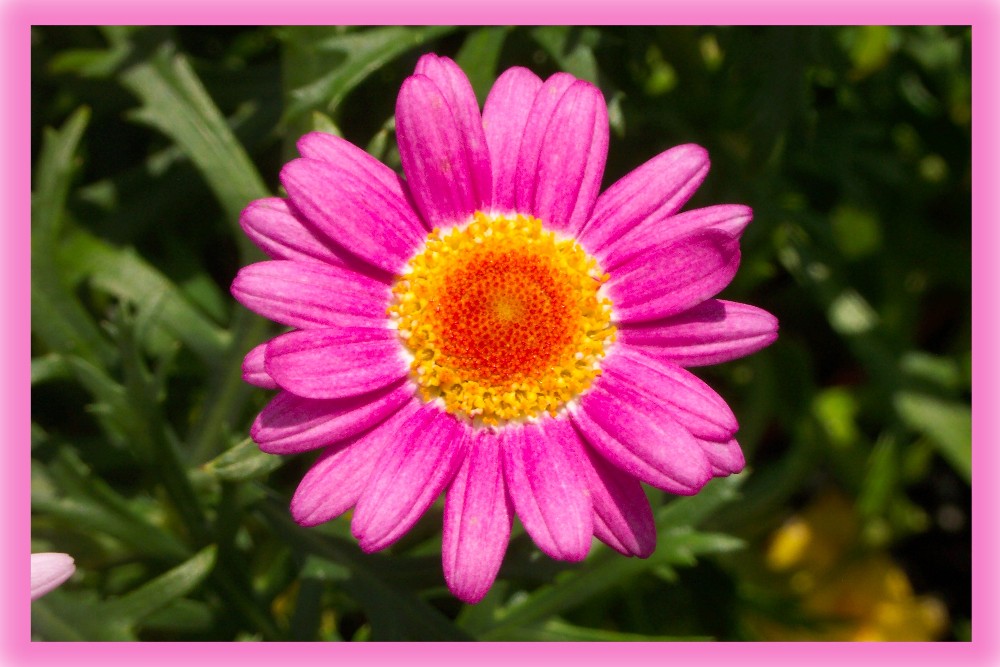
[388,212,615,426]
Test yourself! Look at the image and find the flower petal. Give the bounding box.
[290,400,420,526]
[600,204,753,271]
[607,229,741,323]
[516,78,608,234]
[297,131,415,221]
[352,406,469,552]
[581,445,656,557]
[242,342,277,389]
[579,144,709,254]
[703,437,746,477]
[30,553,76,600]
[443,429,512,604]
[396,73,491,228]
[571,381,712,495]
[251,381,415,454]
[502,418,593,561]
[239,197,352,267]
[602,346,738,442]
[414,55,492,212]
[482,66,543,212]
[265,327,408,400]
[232,260,390,330]
[281,157,425,275]
[618,299,779,367]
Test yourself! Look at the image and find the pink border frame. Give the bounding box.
[6,3,996,665]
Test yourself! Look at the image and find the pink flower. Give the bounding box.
[232,54,778,603]
[31,552,75,600]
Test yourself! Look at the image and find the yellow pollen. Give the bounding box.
[388,211,616,426]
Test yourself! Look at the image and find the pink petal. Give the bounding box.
[242,342,278,389]
[581,446,656,557]
[571,381,712,495]
[579,144,709,255]
[442,429,512,604]
[251,381,416,454]
[264,327,408,400]
[352,406,469,552]
[703,437,746,476]
[297,132,416,221]
[239,197,352,268]
[613,203,752,266]
[602,346,738,442]
[619,299,779,367]
[607,229,741,323]
[482,66,543,212]
[280,157,425,275]
[516,78,608,234]
[502,419,593,562]
[231,260,390,330]
[414,55,493,214]
[30,553,76,600]
[396,74,491,228]
[600,204,753,271]
[290,400,420,526]
[511,73,576,215]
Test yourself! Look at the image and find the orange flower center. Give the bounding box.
[389,212,615,426]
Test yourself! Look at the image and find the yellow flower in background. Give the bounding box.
[751,491,947,641]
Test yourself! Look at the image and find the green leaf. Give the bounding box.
[280,25,455,123]
[455,27,510,103]
[140,598,215,634]
[119,46,270,244]
[33,547,218,641]
[104,546,217,622]
[894,391,971,483]
[858,432,901,520]
[32,592,134,641]
[654,474,745,529]
[259,504,471,641]
[31,354,71,385]
[31,106,115,367]
[32,447,191,561]
[481,476,745,639]
[531,26,601,83]
[61,229,230,368]
[204,437,282,481]
[505,618,710,642]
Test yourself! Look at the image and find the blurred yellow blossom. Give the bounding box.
[750,490,947,641]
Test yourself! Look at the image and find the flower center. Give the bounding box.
[389,211,616,426]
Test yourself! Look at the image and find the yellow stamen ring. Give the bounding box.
[388,211,616,426]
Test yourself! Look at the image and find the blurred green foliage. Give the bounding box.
[30,26,970,641]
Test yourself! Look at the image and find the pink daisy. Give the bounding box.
[232,54,778,604]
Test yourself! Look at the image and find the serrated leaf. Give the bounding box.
[205,438,282,481]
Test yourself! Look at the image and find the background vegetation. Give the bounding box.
[30,25,971,641]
